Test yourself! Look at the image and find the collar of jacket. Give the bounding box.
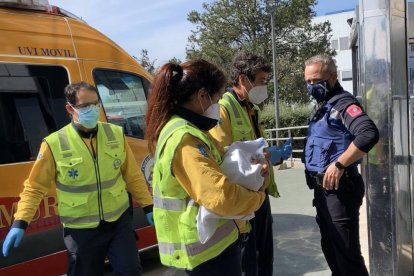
[310,82,348,120]
[228,87,254,108]
[70,121,98,138]
[174,107,217,131]
[325,81,345,101]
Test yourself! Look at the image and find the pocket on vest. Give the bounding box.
[104,150,125,170]
[105,187,128,213]
[235,127,253,141]
[56,157,84,183]
[307,138,333,168]
[178,206,199,244]
[58,193,90,217]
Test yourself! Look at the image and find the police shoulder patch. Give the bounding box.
[196,144,209,157]
[346,104,363,118]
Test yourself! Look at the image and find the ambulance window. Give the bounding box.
[93,70,147,139]
[0,64,70,164]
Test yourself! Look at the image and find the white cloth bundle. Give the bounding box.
[197,138,268,243]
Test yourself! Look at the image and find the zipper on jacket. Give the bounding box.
[89,132,104,220]
[81,132,103,221]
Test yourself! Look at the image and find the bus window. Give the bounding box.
[0,64,69,164]
[93,70,147,139]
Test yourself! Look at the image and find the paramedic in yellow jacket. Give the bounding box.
[145,59,267,275]
[209,51,289,276]
[2,82,153,276]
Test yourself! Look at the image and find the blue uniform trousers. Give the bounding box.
[63,210,142,276]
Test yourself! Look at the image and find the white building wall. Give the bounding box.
[313,10,355,94]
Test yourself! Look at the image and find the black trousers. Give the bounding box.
[63,210,142,276]
[241,192,274,276]
[313,173,368,276]
[186,239,242,276]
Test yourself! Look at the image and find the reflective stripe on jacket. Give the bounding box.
[153,115,238,270]
[44,122,129,228]
[219,92,279,197]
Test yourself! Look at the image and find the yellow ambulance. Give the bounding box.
[0,1,156,274]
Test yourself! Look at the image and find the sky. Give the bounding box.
[48,0,358,66]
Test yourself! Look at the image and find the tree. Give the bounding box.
[168,57,183,64]
[134,49,157,75]
[187,0,334,104]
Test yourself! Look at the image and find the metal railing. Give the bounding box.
[264,125,308,167]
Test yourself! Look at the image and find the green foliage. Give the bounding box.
[168,57,183,64]
[260,102,310,154]
[135,51,182,75]
[261,102,310,129]
[135,49,157,75]
[186,0,334,104]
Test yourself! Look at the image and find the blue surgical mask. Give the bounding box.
[307,80,329,102]
[73,104,100,129]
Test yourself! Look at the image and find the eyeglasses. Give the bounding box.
[70,102,101,109]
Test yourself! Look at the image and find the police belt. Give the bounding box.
[305,166,359,190]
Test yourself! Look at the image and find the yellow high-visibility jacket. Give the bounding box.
[153,115,264,269]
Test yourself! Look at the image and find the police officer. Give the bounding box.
[146,59,267,276]
[2,82,154,276]
[303,54,379,276]
[209,51,291,276]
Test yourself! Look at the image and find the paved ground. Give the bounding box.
[271,163,330,275]
[272,161,368,275]
[139,162,369,275]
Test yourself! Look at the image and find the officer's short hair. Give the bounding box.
[64,81,98,105]
[230,51,271,86]
[305,54,337,74]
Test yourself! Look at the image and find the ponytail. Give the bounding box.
[145,63,183,155]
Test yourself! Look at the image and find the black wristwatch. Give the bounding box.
[335,161,346,170]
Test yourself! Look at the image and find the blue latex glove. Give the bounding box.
[2,227,24,257]
[281,137,293,160]
[269,138,293,165]
[146,212,154,226]
[268,146,283,165]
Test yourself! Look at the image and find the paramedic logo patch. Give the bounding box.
[197,144,208,157]
[346,104,363,118]
[68,169,78,179]
[141,154,154,189]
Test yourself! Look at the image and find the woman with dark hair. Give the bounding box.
[146,59,268,275]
